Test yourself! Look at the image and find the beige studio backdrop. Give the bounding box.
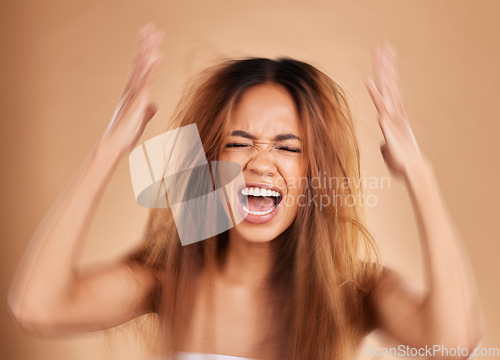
[1,0,499,359]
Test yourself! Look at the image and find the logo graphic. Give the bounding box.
[129,124,247,246]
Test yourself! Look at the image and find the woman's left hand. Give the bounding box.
[365,41,424,181]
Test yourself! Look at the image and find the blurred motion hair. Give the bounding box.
[115,56,382,360]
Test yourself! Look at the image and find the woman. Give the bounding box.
[7,23,483,360]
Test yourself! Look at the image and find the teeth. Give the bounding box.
[240,187,281,197]
[239,186,282,216]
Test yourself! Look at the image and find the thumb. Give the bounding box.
[143,102,158,124]
[380,142,388,159]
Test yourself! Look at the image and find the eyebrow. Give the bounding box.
[229,130,302,142]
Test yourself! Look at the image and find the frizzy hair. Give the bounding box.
[117,56,382,360]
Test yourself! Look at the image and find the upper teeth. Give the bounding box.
[241,187,280,197]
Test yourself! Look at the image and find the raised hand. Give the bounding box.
[101,23,164,156]
[365,41,424,181]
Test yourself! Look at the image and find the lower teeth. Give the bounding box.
[242,203,276,216]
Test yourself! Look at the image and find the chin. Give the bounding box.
[229,209,298,244]
[230,223,282,243]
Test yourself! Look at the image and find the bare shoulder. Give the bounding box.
[369,265,425,340]
[372,266,422,301]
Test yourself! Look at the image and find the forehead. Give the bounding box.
[227,83,302,139]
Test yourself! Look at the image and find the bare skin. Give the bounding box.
[8,24,483,360]
[364,43,484,354]
[7,23,163,336]
[179,83,306,358]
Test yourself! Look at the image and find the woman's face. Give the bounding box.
[219,82,306,243]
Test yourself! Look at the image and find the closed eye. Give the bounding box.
[225,143,251,148]
[276,146,302,153]
[224,143,302,153]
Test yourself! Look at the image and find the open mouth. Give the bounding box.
[237,185,283,216]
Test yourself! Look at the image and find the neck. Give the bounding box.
[218,229,274,290]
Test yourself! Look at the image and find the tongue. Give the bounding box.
[247,196,275,212]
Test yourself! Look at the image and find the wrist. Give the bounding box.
[93,137,127,170]
[403,156,436,188]
[97,135,127,160]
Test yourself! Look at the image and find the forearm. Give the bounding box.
[8,138,123,323]
[404,158,484,346]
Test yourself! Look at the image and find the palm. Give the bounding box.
[365,41,423,181]
[102,23,163,156]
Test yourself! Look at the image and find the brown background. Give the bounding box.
[1,0,499,359]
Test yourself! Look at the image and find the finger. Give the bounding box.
[126,55,162,114]
[140,27,163,65]
[143,102,158,123]
[125,27,162,95]
[380,45,407,120]
[380,64,403,125]
[134,24,157,71]
[377,118,399,153]
[373,45,391,106]
[379,43,411,130]
[133,32,163,91]
[117,55,159,121]
[380,142,388,158]
[365,76,397,145]
[134,54,163,95]
[365,76,390,120]
[140,22,155,36]
[124,26,153,91]
[131,102,157,140]
[375,45,399,118]
[140,37,163,84]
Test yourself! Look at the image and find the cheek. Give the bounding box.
[218,152,246,170]
[218,149,238,162]
[280,160,306,188]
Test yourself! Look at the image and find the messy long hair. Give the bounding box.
[121,57,382,360]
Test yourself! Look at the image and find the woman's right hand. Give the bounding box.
[101,23,164,156]
[7,24,164,336]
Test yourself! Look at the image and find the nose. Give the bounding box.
[246,149,276,177]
